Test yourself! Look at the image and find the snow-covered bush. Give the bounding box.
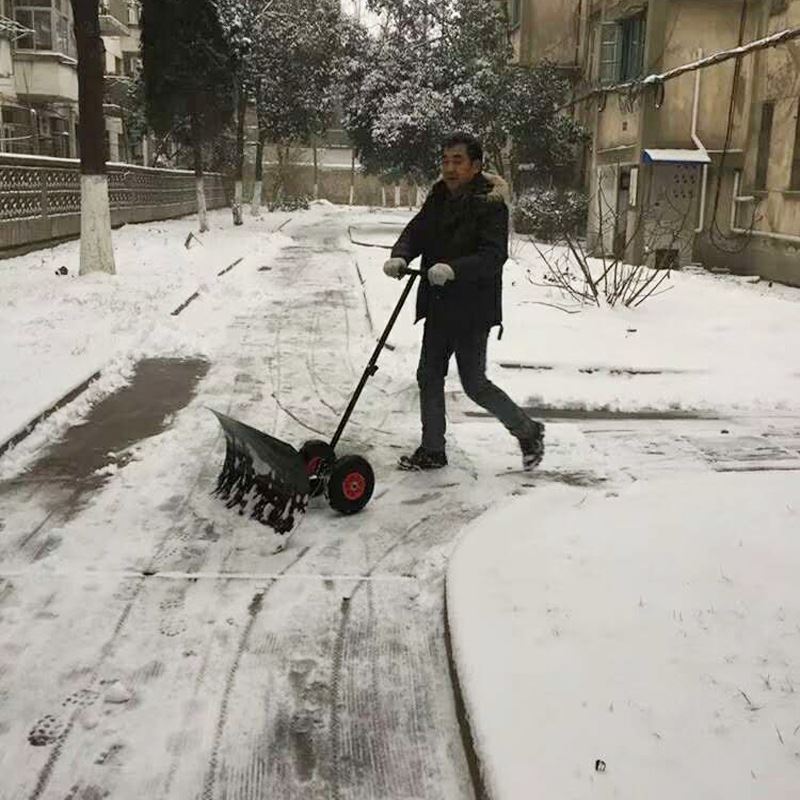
[267,194,310,212]
[514,187,588,242]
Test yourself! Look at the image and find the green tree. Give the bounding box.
[343,0,585,191]
[140,0,235,232]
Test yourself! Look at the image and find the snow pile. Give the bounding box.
[447,473,800,799]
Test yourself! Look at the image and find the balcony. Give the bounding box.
[14,51,78,104]
[99,0,130,36]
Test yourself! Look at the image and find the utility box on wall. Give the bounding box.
[642,156,706,268]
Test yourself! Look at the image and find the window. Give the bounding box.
[508,0,521,29]
[123,53,142,77]
[127,0,140,25]
[599,23,621,84]
[13,0,75,57]
[755,101,774,190]
[790,100,800,191]
[599,13,646,85]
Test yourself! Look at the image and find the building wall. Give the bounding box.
[2,1,146,163]
[13,53,78,102]
[509,0,583,66]
[577,0,800,284]
[731,0,800,283]
[259,143,419,208]
[648,0,759,151]
[0,38,14,100]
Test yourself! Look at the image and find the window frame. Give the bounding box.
[12,0,76,58]
[598,12,646,86]
[790,99,800,191]
[755,100,775,191]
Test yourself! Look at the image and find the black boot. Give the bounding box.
[517,421,545,471]
[398,446,448,471]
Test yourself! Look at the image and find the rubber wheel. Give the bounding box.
[300,439,335,498]
[327,455,375,515]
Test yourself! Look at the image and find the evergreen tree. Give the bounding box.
[140,0,235,232]
[214,0,342,217]
[342,0,585,191]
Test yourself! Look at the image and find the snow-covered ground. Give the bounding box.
[0,210,294,474]
[1,203,799,798]
[448,474,800,799]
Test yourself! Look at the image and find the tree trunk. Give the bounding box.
[349,150,355,205]
[313,142,319,200]
[272,143,289,201]
[251,135,264,216]
[71,0,115,275]
[232,84,246,226]
[190,105,209,233]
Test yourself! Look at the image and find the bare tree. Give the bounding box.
[531,179,693,309]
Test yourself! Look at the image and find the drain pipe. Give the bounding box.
[691,49,710,234]
[730,170,800,244]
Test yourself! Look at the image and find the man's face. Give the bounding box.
[442,145,482,193]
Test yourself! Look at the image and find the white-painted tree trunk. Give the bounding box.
[196,177,209,233]
[409,183,415,210]
[381,186,387,207]
[250,180,263,217]
[415,184,422,208]
[79,174,116,275]
[232,180,244,226]
[394,185,401,207]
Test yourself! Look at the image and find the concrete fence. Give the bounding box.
[0,154,229,254]
[260,163,421,209]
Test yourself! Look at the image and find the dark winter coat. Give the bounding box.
[390,172,510,332]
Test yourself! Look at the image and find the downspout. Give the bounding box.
[730,170,800,244]
[691,49,709,234]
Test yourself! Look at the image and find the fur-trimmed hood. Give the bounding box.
[481,172,512,205]
[431,171,511,206]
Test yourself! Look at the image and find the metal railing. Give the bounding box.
[0,154,229,253]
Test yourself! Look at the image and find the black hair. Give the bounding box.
[442,132,483,163]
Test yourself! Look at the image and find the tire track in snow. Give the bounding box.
[200,545,311,800]
[22,271,288,799]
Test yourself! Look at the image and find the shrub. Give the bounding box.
[514,187,588,242]
[267,193,310,212]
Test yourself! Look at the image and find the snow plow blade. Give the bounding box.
[211,410,310,535]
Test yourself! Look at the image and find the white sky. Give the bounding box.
[340,0,383,31]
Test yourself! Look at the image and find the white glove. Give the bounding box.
[428,263,455,286]
[383,257,407,279]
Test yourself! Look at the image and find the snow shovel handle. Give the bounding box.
[330,267,420,450]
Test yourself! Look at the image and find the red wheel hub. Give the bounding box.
[306,456,322,476]
[342,472,366,501]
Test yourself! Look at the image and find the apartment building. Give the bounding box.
[0,0,144,162]
[509,0,800,286]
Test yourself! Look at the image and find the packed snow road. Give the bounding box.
[0,211,491,799]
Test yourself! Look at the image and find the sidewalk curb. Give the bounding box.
[0,369,101,461]
[444,585,490,800]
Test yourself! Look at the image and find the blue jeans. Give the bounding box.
[416,319,534,452]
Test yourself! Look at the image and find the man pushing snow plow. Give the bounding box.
[211,132,545,535]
